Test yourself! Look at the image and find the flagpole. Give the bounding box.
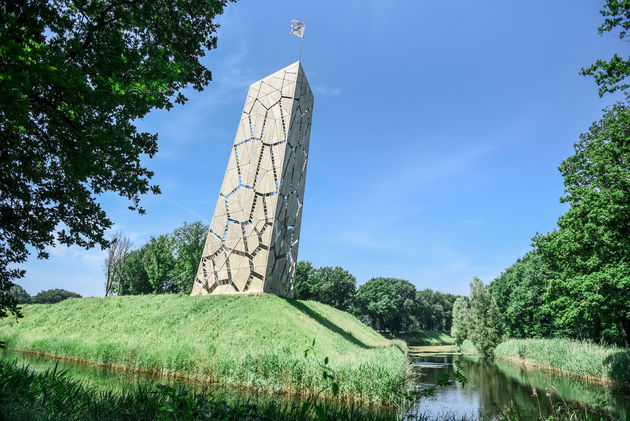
[299,18,307,61]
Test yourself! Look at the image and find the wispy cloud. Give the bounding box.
[163,200,211,225]
[322,139,504,267]
[313,86,341,96]
[47,244,105,266]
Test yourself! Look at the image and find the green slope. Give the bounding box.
[389,330,454,346]
[0,294,409,404]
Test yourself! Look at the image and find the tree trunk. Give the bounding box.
[618,319,630,348]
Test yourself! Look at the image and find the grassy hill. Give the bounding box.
[0,294,409,405]
[388,330,454,346]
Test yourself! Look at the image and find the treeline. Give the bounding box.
[105,232,459,334]
[453,93,630,350]
[294,262,460,333]
[105,222,207,296]
[9,285,81,304]
[482,100,630,349]
[453,3,630,350]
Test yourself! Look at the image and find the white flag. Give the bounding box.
[290,19,306,38]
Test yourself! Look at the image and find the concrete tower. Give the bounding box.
[191,62,314,297]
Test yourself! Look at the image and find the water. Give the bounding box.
[1,347,628,420]
[408,345,629,420]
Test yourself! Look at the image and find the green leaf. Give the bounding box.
[314,405,327,421]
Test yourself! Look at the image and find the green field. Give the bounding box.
[0,294,409,405]
[495,338,630,385]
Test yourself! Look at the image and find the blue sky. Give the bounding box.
[20,0,626,297]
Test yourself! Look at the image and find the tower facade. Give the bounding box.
[191,62,314,297]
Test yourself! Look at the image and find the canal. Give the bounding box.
[1,346,628,420]
[407,345,629,419]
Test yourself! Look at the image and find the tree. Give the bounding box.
[104,232,132,296]
[293,263,356,311]
[451,297,469,348]
[294,260,315,298]
[116,247,152,295]
[581,1,629,96]
[0,0,231,318]
[9,284,31,305]
[169,221,208,294]
[413,289,459,331]
[110,221,208,295]
[534,101,630,346]
[489,250,554,339]
[308,266,356,311]
[143,234,176,293]
[414,289,433,330]
[354,277,416,333]
[32,288,81,304]
[467,277,502,358]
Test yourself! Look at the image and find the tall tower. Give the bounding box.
[191,62,314,297]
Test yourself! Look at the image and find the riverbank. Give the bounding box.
[465,338,630,386]
[0,359,405,420]
[0,294,409,405]
[388,330,454,346]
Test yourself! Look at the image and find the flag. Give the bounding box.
[290,19,306,38]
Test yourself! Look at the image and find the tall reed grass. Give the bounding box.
[0,360,406,420]
[494,338,630,385]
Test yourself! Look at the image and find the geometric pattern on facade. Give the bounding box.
[191,61,314,298]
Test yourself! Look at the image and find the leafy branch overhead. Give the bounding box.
[581,0,630,96]
[0,0,232,318]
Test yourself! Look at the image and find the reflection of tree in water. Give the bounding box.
[457,354,628,418]
[410,348,629,419]
[455,355,542,418]
[491,358,629,416]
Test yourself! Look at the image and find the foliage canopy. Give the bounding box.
[111,221,207,295]
[354,277,417,333]
[8,284,31,305]
[580,0,630,96]
[450,296,469,348]
[534,101,630,346]
[467,277,502,357]
[32,288,81,304]
[489,250,554,339]
[293,265,356,311]
[0,0,230,318]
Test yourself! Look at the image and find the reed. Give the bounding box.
[494,338,630,385]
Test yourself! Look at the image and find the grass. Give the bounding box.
[0,359,405,420]
[0,359,490,421]
[0,294,409,405]
[387,330,454,346]
[494,338,630,386]
[2,346,620,421]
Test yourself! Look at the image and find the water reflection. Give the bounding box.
[1,349,182,391]
[409,345,629,420]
